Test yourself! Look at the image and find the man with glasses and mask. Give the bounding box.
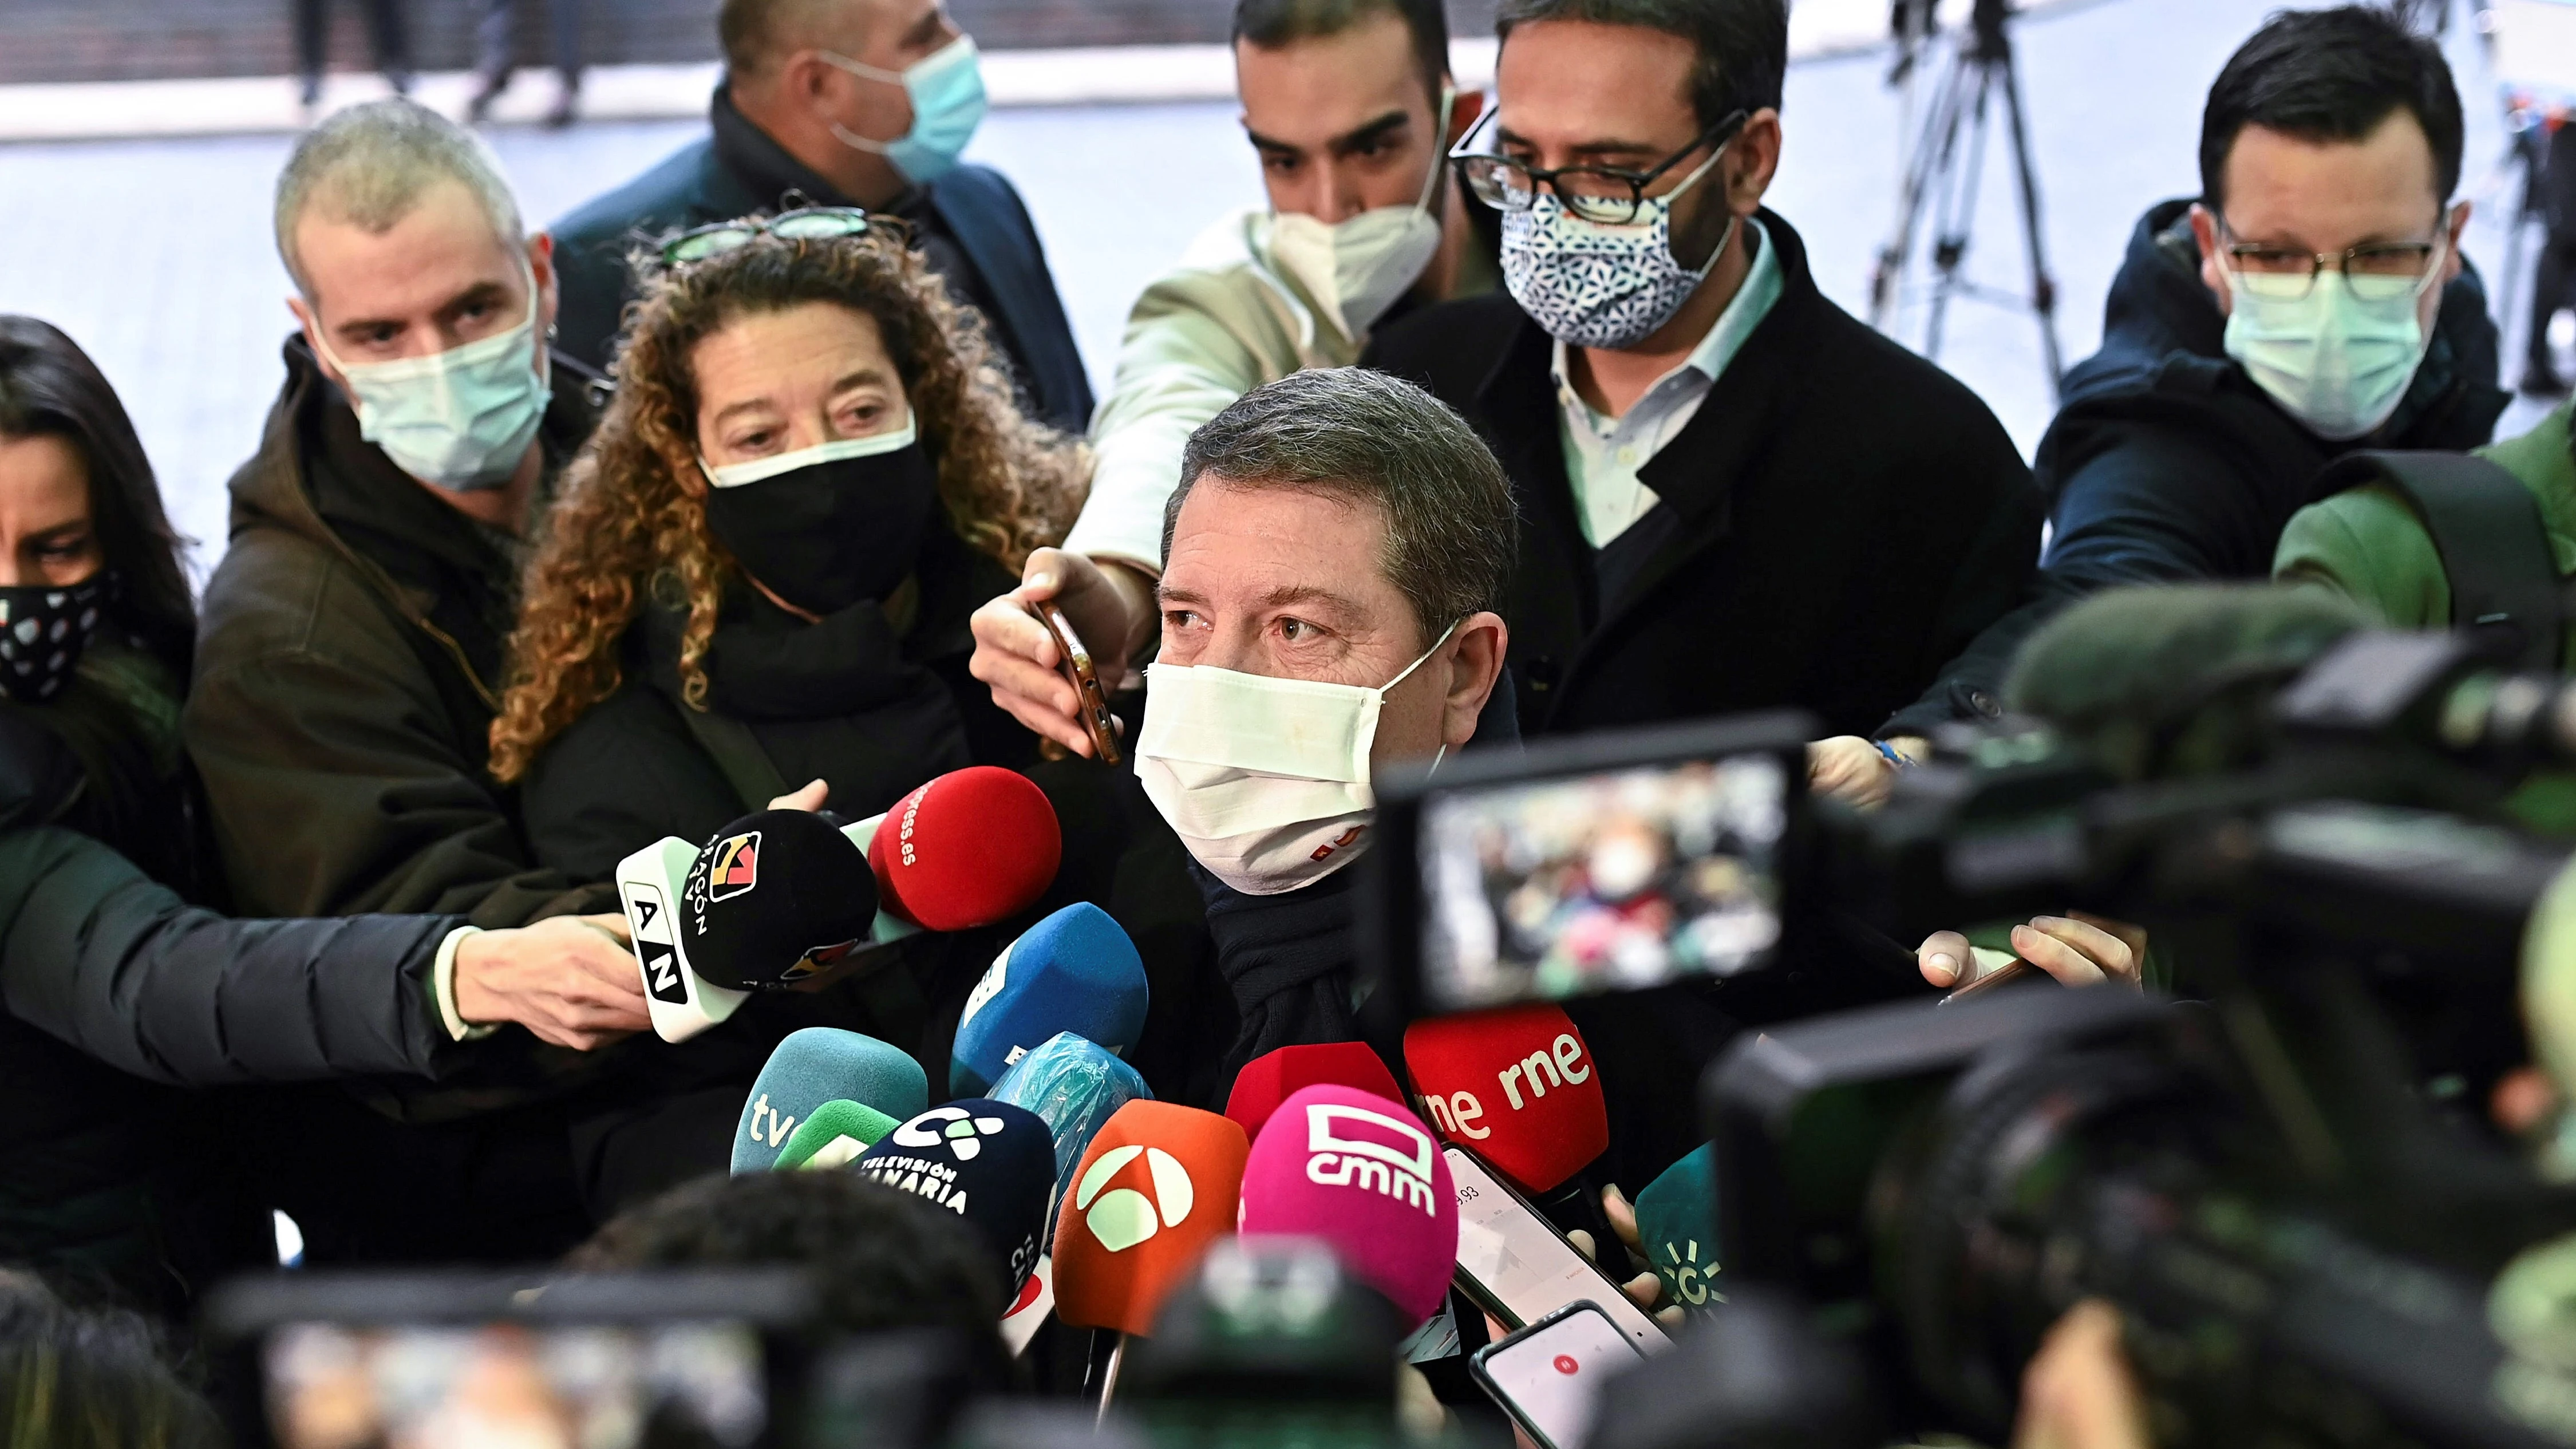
[1866,5,2507,775]
[547,0,1089,432]
[1360,0,2038,803]
[969,0,1499,755]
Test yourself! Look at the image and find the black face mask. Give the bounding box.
[704,443,941,617]
[0,574,109,704]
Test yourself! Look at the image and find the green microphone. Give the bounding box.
[772,1099,903,1171]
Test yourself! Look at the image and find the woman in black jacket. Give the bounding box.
[487,214,1088,874]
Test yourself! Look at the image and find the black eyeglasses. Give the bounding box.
[1450,108,1748,226]
[660,206,872,266]
[2214,208,2455,302]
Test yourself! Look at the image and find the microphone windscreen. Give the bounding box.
[773,1099,902,1171]
[1051,1100,1249,1335]
[686,809,879,990]
[871,767,1062,931]
[1402,1004,1607,1194]
[1634,1143,1720,1318]
[989,1031,1153,1203]
[1238,1085,1457,1324]
[732,1028,930,1174]
[1222,1043,1404,1142]
[951,903,1149,1096]
[855,1100,1057,1294]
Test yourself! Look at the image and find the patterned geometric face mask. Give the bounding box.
[1499,145,1733,352]
[0,573,108,704]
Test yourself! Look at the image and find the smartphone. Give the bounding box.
[1034,601,1121,765]
[1939,946,2033,1005]
[1469,1301,1649,1449]
[1446,1144,1667,1351]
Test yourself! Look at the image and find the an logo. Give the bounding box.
[1302,1103,1439,1216]
[1073,1144,1195,1253]
[959,946,1009,1029]
[707,830,761,902]
[893,1105,1010,1162]
[623,881,689,1005]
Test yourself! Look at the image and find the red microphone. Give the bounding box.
[1051,1100,1249,1339]
[1402,1004,1613,1243]
[868,767,1062,931]
[1222,1042,1405,1141]
[1238,1084,1457,1325]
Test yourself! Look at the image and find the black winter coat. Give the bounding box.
[1364,211,2041,743]
[1879,199,2510,736]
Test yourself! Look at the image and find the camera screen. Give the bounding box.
[263,1321,767,1449]
[1418,753,1787,1012]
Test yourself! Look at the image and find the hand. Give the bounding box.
[2013,1300,2150,1449]
[1567,1184,1681,1328]
[768,778,828,812]
[1805,735,1923,811]
[966,548,1152,757]
[453,913,650,1050]
[1919,913,2148,990]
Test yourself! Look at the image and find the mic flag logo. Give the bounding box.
[708,830,761,902]
[623,879,688,1005]
[892,1105,1010,1162]
[1074,1144,1194,1252]
[1303,1103,1439,1217]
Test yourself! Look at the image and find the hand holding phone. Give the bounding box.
[1446,1144,1666,1351]
[1033,601,1121,765]
[1470,1301,1647,1449]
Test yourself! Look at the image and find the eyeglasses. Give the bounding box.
[2216,208,2456,302]
[1449,108,1748,226]
[660,206,873,266]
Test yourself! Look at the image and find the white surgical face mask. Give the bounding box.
[2221,227,2447,442]
[1500,144,1731,352]
[1138,623,1456,895]
[1261,87,1456,342]
[312,259,549,491]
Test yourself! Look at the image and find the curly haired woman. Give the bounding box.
[488,215,1086,878]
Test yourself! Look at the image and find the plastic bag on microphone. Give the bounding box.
[990,1030,1153,1207]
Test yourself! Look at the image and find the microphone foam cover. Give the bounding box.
[1402,1004,1607,1194]
[1238,1085,1457,1324]
[871,767,1062,931]
[732,1028,930,1174]
[855,1100,1057,1294]
[1222,1042,1404,1142]
[1051,1100,1249,1336]
[951,903,1149,1096]
[685,809,879,990]
[1634,1143,1720,1318]
[989,1031,1153,1203]
[772,1099,902,1171]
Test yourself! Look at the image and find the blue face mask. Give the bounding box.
[821,33,987,185]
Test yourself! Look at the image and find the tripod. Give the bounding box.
[1868,0,2065,400]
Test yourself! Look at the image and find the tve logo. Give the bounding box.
[1303,1102,1439,1217]
[745,1092,797,1148]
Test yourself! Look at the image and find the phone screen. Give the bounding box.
[1417,754,1786,1012]
[1447,1147,1666,1349]
[1476,1304,1647,1449]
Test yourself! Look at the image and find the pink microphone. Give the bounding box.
[1237,1084,1458,1325]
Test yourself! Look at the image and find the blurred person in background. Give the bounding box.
[487,215,1085,879]
[292,0,414,110]
[187,98,662,1268]
[468,0,586,129]
[548,0,1090,433]
[1361,0,2039,806]
[0,1270,222,1448]
[1864,6,2506,788]
[969,0,1498,745]
[2524,119,2576,397]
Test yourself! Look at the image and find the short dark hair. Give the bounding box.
[570,1172,1013,1391]
[1165,369,1516,650]
[1234,0,1450,100]
[2198,6,2463,212]
[1495,0,1788,131]
[0,1270,223,1449]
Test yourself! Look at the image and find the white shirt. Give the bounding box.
[1551,218,1785,548]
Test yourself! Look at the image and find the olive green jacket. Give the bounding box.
[2273,400,2576,660]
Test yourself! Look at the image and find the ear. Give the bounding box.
[2443,199,2471,285]
[1440,611,1510,749]
[1724,108,1783,215]
[528,231,560,334]
[2188,203,2231,315]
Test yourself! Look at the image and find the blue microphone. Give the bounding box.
[949,902,1148,1097]
[989,1031,1153,1209]
[733,1028,930,1174]
[856,1100,1058,1294]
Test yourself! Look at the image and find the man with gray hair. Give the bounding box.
[187,99,651,1263]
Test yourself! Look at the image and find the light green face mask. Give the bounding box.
[314,260,550,491]
[2220,232,2446,442]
